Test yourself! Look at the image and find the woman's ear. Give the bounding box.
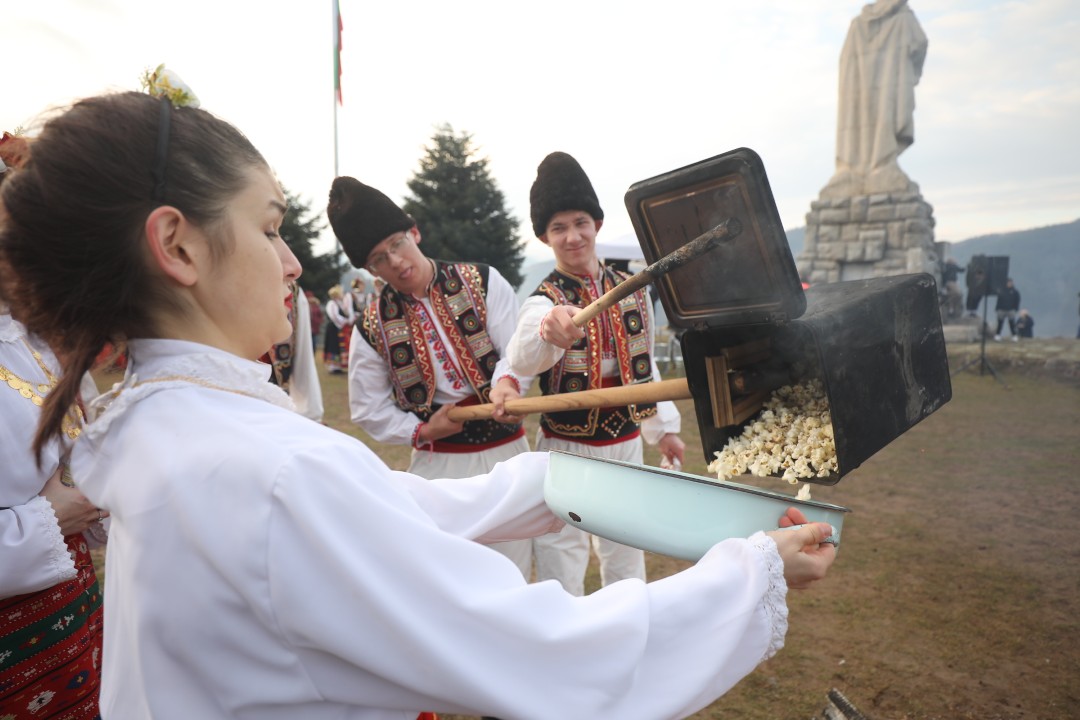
[144,206,198,287]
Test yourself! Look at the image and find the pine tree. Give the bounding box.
[402,125,525,288]
[278,187,347,300]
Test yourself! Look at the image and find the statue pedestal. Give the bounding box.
[797,191,938,285]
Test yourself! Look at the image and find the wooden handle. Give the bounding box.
[446,378,691,422]
[572,218,743,327]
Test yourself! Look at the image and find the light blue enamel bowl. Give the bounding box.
[544,451,850,561]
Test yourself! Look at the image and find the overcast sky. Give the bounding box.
[6,0,1078,261]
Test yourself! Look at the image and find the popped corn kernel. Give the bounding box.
[710,379,838,484]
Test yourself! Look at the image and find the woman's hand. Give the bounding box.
[40,466,107,537]
[766,515,837,590]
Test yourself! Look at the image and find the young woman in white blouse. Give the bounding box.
[0,90,836,720]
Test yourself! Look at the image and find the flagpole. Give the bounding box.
[332,0,341,177]
[333,90,339,178]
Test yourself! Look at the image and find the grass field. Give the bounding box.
[93,350,1080,719]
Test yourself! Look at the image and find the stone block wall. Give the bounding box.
[798,191,939,285]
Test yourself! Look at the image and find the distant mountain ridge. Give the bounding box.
[785,219,1079,338]
[518,219,1079,339]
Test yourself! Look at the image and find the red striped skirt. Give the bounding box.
[0,536,103,719]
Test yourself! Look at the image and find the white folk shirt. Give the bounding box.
[507,270,681,445]
[348,265,528,446]
[0,314,75,598]
[74,338,789,720]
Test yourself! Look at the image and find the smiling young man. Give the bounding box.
[327,177,533,579]
[499,152,685,596]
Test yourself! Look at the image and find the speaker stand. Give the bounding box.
[951,296,1008,389]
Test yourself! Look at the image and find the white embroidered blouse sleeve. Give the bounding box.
[506,294,564,378]
[0,495,77,599]
[1,335,77,598]
[325,300,345,329]
[347,325,422,445]
[485,267,531,393]
[266,446,788,719]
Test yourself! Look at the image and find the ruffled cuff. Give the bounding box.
[411,421,433,451]
[30,495,78,584]
[749,531,789,662]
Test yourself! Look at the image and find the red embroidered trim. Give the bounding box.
[430,264,491,398]
[499,375,521,394]
[411,422,433,451]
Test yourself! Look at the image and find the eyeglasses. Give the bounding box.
[367,233,412,272]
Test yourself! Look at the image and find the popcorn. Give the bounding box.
[706,379,838,485]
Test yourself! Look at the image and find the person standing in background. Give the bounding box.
[941,257,964,321]
[350,277,373,312]
[266,281,324,422]
[306,288,323,351]
[323,284,354,373]
[1015,309,1034,339]
[994,278,1021,341]
[1,130,107,719]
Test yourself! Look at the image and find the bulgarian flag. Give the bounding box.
[333,0,343,105]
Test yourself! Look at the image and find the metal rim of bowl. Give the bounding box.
[549,450,851,513]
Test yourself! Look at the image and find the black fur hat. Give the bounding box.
[327,176,415,268]
[529,152,603,238]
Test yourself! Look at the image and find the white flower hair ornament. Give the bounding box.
[139,64,200,108]
[139,65,199,202]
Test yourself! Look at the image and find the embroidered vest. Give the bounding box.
[532,265,657,441]
[358,261,520,448]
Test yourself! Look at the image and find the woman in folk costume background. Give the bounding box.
[0,74,837,718]
[322,283,354,374]
[265,280,324,422]
[0,131,107,720]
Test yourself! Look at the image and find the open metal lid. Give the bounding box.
[624,148,805,329]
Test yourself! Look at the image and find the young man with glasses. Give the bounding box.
[327,176,533,579]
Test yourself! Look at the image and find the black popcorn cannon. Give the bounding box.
[457,148,953,557]
[625,148,953,485]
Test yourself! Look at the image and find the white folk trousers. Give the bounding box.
[532,432,646,596]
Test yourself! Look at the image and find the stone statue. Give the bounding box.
[820,0,927,199]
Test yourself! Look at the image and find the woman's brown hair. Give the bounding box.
[0,91,268,458]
